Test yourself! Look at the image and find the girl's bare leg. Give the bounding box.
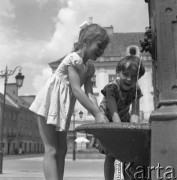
[38,116,59,180]
[104,155,115,180]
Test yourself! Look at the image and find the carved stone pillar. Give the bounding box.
[147,0,177,178]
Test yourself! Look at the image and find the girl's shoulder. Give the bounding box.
[131,84,142,94]
[101,80,119,96]
[64,52,83,63]
[62,52,84,70]
[136,85,143,97]
[128,84,143,100]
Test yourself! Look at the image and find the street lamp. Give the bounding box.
[79,110,83,119]
[0,66,24,174]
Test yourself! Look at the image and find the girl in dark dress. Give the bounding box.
[94,53,145,180]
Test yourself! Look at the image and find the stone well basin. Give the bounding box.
[76,122,151,166]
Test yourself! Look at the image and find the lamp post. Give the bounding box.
[0,66,24,174]
[72,112,76,161]
[79,110,89,149]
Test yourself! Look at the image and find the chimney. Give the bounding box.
[104,25,114,36]
[6,83,18,96]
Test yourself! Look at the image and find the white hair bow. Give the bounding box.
[79,17,92,29]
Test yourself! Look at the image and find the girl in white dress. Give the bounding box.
[29,23,110,180]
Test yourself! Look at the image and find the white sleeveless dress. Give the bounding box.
[29,52,95,131]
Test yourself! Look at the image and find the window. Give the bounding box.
[109,74,116,82]
[13,113,16,121]
[4,110,7,119]
[3,127,7,134]
[7,111,11,119]
[8,127,12,135]
[91,75,96,87]
[13,128,16,135]
[29,130,32,136]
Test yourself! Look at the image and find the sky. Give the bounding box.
[0,0,149,95]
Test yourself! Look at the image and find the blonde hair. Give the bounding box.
[74,24,110,51]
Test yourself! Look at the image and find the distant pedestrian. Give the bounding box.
[29,22,110,180]
[19,147,22,155]
[93,47,145,180]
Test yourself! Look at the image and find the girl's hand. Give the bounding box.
[95,112,108,123]
[130,114,140,124]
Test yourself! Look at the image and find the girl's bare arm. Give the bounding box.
[84,76,98,107]
[68,66,107,122]
[107,95,121,123]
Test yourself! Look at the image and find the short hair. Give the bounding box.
[116,55,145,78]
[74,24,110,51]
